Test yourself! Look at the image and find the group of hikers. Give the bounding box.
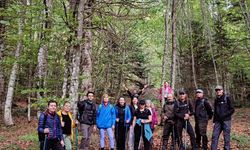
[37,82,235,150]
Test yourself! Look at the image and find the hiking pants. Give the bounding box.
[128,125,135,150]
[63,134,72,150]
[79,124,93,150]
[211,120,231,150]
[176,120,198,150]
[134,124,152,150]
[162,122,178,150]
[40,138,64,150]
[195,121,208,150]
[100,128,115,149]
[115,123,128,150]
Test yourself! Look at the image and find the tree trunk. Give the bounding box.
[187,2,198,89]
[80,0,94,99]
[239,0,250,32]
[0,0,6,106]
[161,0,172,107]
[4,2,25,125]
[27,64,32,122]
[200,0,219,85]
[36,0,52,100]
[170,0,177,91]
[69,0,86,118]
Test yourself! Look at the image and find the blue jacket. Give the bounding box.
[115,105,131,127]
[96,102,116,129]
[37,112,63,140]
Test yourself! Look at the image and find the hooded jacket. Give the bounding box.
[96,101,116,129]
[115,104,132,127]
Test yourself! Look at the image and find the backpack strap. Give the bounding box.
[43,112,47,129]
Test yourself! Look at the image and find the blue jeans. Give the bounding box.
[99,128,115,149]
[211,120,231,150]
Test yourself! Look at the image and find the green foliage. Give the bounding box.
[231,132,249,148]
[18,132,38,143]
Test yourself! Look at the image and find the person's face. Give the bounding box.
[88,93,94,100]
[146,102,151,108]
[119,97,125,106]
[167,94,174,102]
[165,82,169,86]
[103,96,109,103]
[132,97,138,105]
[63,102,71,112]
[48,102,57,113]
[133,89,137,94]
[196,92,203,98]
[215,89,223,96]
[139,104,145,109]
[179,94,186,100]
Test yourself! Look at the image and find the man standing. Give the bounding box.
[161,93,177,150]
[194,89,213,150]
[174,90,198,150]
[211,86,235,150]
[77,92,97,150]
[38,100,64,150]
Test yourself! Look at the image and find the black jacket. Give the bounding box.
[174,99,194,121]
[213,94,234,122]
[77,99,97,125]
[194,98,213,122]
[129,104,138,124]
[162,101,175,121]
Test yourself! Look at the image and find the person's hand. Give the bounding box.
[60,140,65,147]
[44,128,49,133]
[141,119,145,124]
[154,125,157,128]
[144,84,148,89]
[61,121,65,127]
[75,120,79,125]
[163,116,168,120]
[116,118,119,122]
[184,114,189,120]
[93,125,97,132]
[112,125,115,130]
[126,120,129,124]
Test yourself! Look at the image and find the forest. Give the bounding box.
[0,0,249,149]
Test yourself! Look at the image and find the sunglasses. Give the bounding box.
[215,89,222,92]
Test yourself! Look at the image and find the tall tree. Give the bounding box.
[170,0,178,90]
[200,0,219,85]
[4,0,26,126]
[36,0,52,100]
[0,0,6,105]
[80,0,94,99]
[69,0,86,118]
[161,0,172,106]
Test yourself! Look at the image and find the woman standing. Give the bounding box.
[145,100,158,133]
[96,94,116,150]
[128,96,139,150]
[133,100,152,150]
[115,97,131,150]
[57,101,76,150]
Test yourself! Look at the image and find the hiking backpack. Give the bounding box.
[38,113,47,142]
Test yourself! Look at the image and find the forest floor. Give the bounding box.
[0,108,250,150]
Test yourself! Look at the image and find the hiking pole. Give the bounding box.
[75,124,78,150]
[172,124,175,150]
[43,135,48,150]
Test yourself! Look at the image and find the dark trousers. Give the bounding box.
[176,120,198,150]
[115,123,128,150]
[40,139,64,150]
[162,121,178,150]
[134,124,152,150]
[195,121,208,150]
[211,120,231,150]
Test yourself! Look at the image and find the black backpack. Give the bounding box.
[38,113,47,142]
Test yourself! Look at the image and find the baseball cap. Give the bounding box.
[196,89,203,93]
[139,100,145,105]
[215,85,223,90]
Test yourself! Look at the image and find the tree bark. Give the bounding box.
[4,1,26,125]
[161,0,172,107]
[36,0,52,100]
[170,0,177,91]
[80,0,94,99]
[239,0,250,32]
[69,0,86,118]
[0,0,6,106]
